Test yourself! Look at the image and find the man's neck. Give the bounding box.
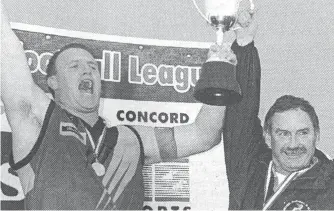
[58,102,99,127]
[272,164,291,176]
[76,112,99,127]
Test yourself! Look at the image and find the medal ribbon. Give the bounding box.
[263,158,318,210]
[85,126,107,161]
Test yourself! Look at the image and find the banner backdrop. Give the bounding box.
[1,23,229,210]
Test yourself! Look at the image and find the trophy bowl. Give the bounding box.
[192,0,254,106]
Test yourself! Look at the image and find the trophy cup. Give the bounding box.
[193,0,254,105]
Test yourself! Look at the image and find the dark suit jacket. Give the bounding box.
[226,41,334,210]
[224,40,264,210]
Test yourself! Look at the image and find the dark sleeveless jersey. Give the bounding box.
[9,101,145,210]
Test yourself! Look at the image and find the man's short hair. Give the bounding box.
[46,43,94,96]
[264,95,319,133]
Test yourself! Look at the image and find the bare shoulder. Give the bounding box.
[8,97,52,163]
[1,2,52,163]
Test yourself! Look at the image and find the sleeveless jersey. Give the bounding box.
[9,101,145,210]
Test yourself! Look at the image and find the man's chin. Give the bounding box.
[283,160,310,172]
[84,103,99,111]
[78,94,99,106]
[78,100,100,112]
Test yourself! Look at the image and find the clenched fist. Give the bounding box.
[207,43,237,65]
[235,9,258,46]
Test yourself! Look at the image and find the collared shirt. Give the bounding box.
[263,157,319,210]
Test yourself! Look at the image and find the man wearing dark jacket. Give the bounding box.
[225,11,334,211]
[235,95,334,210]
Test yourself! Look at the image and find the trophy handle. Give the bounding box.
[192,0,211,23]
[192,0,255,31]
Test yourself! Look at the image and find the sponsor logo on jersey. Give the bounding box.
[283,200,310,211]
[60,122,86,145]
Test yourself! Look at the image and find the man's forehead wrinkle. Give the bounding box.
[64,59,97,65]
[274,127,310,132]
[88,60,98,65]
[298,128,310,131]
[56,53,96,69]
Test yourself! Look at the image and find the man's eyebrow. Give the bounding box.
[67,60,97,65]
[297,128,310,132]
[274,128,289,133]
[87,61,98,65]
[66,60,79,65]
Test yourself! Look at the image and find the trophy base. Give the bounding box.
[194,61,242,106]
[194,87,242,106]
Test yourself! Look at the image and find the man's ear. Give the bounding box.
[264,130,272,148]
[47,75,58,90]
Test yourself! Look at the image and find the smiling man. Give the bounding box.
[265,98,319,176]
[1,3,233,210]
[231,95,334,210]
[260,95,334,210]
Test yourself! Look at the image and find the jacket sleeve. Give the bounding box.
[223,40,268,209]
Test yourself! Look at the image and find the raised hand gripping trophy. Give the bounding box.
[193,0,254,105]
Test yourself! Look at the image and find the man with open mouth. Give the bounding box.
[1,3,255,210]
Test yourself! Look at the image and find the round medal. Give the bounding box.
[92,162,105,176]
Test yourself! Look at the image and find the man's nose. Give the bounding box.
[81,63,92,74]
[288,134,299,148]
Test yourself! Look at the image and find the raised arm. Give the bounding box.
[130,105,225,164]
[222,11,269,209]
[131,17,265,164]
[1,4,50,162]
[132,46,230,164]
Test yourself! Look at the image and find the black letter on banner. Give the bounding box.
[150,112,157,123]
[170,113,178,123]
[138,111,148,122]
[158,206,167,211]
[117,110,125,121]
[126,111,136,122]
[143,205,153,210]
[158,112,168,123]
[180,113,189,123]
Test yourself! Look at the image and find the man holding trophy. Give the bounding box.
[1,1,259,210]
[191,0,262,208]
[194,0,334,210]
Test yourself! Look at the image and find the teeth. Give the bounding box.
[285,151,303,156]
[79,79,93,93]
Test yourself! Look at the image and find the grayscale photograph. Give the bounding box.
[1,0,334,210]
